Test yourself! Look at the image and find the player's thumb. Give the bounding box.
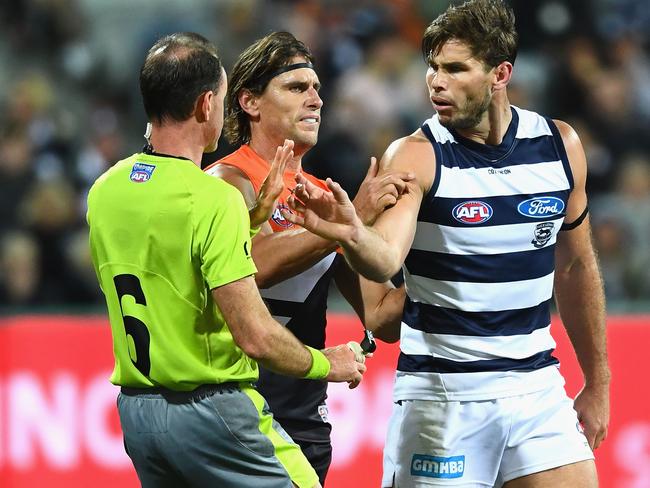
[364,156,378,180]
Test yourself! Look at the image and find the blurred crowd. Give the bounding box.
[1,0,649,311]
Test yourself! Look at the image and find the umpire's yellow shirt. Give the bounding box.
[87,152,258,390]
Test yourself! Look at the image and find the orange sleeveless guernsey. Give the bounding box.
[205,145,330,233]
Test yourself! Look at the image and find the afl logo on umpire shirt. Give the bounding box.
[130,162,156,183]
[452,201,493,224]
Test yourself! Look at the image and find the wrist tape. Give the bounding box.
[304,346,331,380]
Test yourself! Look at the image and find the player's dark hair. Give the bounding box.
[422,0,517,70]
[140,32,223,123]
[225,31,314,146]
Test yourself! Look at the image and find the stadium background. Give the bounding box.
[1,0,649,487]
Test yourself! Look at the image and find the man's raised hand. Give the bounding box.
[283,173,363,244]
[249,139,294,229]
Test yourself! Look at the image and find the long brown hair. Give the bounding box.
[224,31,314,146]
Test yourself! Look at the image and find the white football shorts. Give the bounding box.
[382,383,594,487]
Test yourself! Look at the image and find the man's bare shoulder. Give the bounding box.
[205,163,257,206]
[205,162,248,180]
[552,118,587,190]
[386,129,432,156]
[380,129,435,191]
[551,119,582,152]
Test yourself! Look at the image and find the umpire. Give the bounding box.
[87,32,365,488]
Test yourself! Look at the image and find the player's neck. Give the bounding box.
[456,95,512,146]
[148,123,205,167]
[248,135,305,172]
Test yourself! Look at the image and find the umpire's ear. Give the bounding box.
[238,89,260,119]
[195,90,214,123]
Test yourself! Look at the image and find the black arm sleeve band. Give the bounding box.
[560,206,589,231]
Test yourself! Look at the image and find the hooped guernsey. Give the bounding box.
[397,106,574,402]
[87,151,258,391]
[205,145,337,443]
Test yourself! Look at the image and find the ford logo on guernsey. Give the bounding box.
[452,201,493,224]
[517,196,565,218]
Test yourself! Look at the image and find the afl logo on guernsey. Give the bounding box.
[130,162,155,183]
[518,196,564,218]
[452,201,493,224]
[271,203,294,228]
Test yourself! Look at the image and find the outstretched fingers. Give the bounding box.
[281,203,304,226]
[250,139,295,228]
[292,182,311,204]
[266,140,293,191]
[294,173,323,196]
[268,140,293,184]
[325,177,352,205]
[286,193,306,214]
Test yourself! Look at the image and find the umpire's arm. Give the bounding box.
[212,276,365,385]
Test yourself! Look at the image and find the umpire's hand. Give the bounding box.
[321,344,366,389]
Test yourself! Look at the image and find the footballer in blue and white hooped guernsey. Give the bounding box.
[395,106,573,402]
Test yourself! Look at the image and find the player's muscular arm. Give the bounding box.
[285,133,433,282]
[334,134,433,282]
[552,119,610,450]
[334,259,405,343]
[351,135,433,280]
[209,164,337,288]
[212,276,365,385]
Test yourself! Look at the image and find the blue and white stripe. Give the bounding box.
[395,106,571,401]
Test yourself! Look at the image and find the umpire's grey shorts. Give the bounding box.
[117,383,319,488]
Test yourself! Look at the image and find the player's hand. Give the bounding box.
[321,344,366,389]
[283,173,363,245]
[249,139,294,228]
[347,341,374,364]
[347,341,365,363]
[352,157,415,226]
[574,383,610,450]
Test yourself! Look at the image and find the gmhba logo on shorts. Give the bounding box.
[517,196,564,218]
[411,454,465,479]
[452,201,493,224]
